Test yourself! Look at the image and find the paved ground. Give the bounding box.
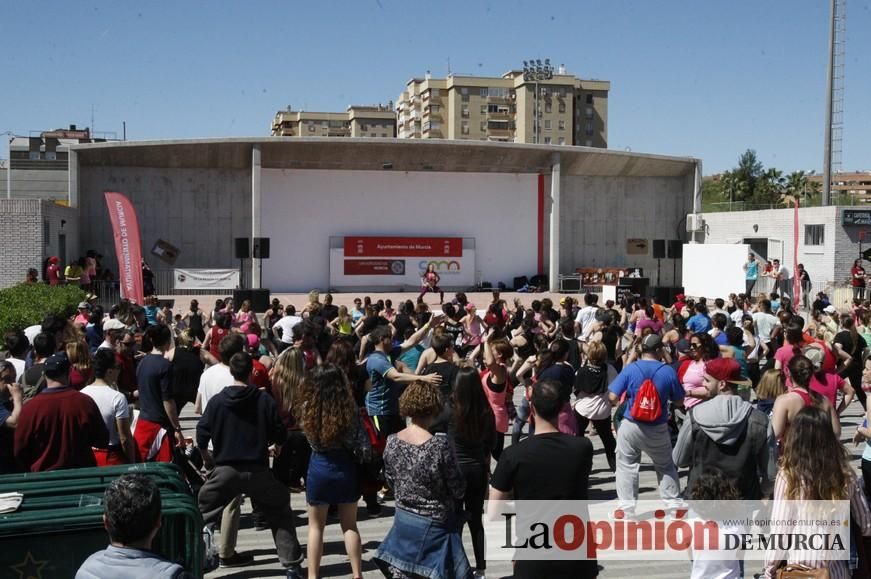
[180,387,868,579]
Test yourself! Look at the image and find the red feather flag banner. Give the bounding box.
[104,192,145,305]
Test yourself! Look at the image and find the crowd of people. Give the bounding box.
[5,274,871,578]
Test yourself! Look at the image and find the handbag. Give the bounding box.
[775,564,829,578]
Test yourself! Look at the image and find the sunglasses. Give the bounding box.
[689,343,701,350]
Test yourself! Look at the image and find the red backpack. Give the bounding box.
[630,364,666,422]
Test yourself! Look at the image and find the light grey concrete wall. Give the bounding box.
[557,174,694,288]
[0,168,68,201]
[42,201,80,267]
[78,167,252,278]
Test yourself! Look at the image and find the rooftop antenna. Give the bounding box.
[447,57,451,75]
[91,104,95,134]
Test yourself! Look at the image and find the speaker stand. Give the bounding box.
[239,258,245,289]
[657,258,662,286]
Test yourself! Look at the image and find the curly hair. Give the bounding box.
[781,406,851,500]
[299,364,357,448]
[399,381,442,419]
[272,347,305,415]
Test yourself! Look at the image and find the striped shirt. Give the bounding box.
[764,472,871,578]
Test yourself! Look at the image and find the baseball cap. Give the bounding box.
[77,301,90,310]
[44,353,71,380]
[804,346,825,368]
[103,318,127,332]
[247,334,261,349]
[824,305,837,315]
[640,334,663,352]
[705,358,751,387]
[675,293,685,301]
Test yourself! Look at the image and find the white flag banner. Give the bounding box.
[173,268,239,290]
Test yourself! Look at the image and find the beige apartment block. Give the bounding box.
[396,69,609,146]
[271,105,396,138]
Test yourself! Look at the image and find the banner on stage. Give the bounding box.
[174,268,239,290]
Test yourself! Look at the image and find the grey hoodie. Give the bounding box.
[673,394,774,496]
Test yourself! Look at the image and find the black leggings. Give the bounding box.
[272,429,310,487]
[575,414,617,459]
[460,462,488,571]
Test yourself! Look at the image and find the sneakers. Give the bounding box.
[285,564,304,579]
[219,551,255,568]
[377,488,394,502]
[366,500,382,517]
[473,571,487,578]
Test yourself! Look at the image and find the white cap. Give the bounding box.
[102,318,127,332]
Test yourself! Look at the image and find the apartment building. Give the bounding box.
[270,105,396,138]
[395,68,609,146]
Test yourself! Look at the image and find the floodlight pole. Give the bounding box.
[822,0,836,206]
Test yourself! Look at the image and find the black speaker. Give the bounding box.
[652,239,666,259]
[667,240,683,259]
[252,237,270,259]
[618,277,649,298]
[233,289,252,309]
[654,286,684,305]
[249,289,271,313]
[234,238,250,259]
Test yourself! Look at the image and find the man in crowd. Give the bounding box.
[608,334,684,516]
[14,353,108,471]
[193,332,251,568]
[97,318,127,352]
[197,352,303,579]
[686,302,712,333]
[752,299,781,367]
[319,293,338,322]
[672,358,773,499]
[574,293,599,339]
[76,474,192,579]
[490,379,597,578]
[272,305,302,351]
[743,253,759,296]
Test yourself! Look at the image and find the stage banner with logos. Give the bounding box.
[330,236,475,289]
[174,268,240,290]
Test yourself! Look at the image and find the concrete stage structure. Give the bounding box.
[65,138,698,293]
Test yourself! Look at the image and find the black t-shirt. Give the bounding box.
[320,304,339,322]
[136,354,175,428]
[491,433,597,578]
[423,361,459,433]
[443,321,464,348]
[360,316,380,337]
[536,363,575,402]
[171,347,204,406]
[835,330,867,376]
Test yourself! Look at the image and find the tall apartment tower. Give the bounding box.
[395,68,609,146]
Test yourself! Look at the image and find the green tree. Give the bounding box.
[753,167,786,205]
[734,149,763,200]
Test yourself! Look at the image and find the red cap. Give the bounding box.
[705,358,751,386]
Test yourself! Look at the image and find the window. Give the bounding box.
[461,87,469,102]
[431,88,440,97]
[585,139,593,146]
[430,104,440,114]
[585,120,594,135]
[489,87,509,98]
[480,121,487,132]
[308,125,316,132]
[370,133,377,137]
[381,133,388,137]
[461,122,470,135]
[29,151,40,160]
[543,136,552,144]
[558,120,566,130]
[488,104,499,113]
[544,120,552,130]
[586,94,594,104]
[481,105,488,114]
[461,107,470,118]
[43,221,50,242]
[558,137,566,145]
[558,101,566,113]
[480,88,488,98]
[46,152,57,160]
[360,124,368,132]
[804,224,824,246]
[545,102,552,113]
[559,87,567,97]
[586,106,593,118]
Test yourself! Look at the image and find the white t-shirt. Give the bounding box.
[574,306,598,338]
[198,364,234,412]
[753,312,780,343]
[9,358,25,382]
[24,324,41,344]
[81,384,130,446]
[272,316,302,344]
[729,309,745,326]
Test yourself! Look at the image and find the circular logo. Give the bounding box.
[177,274,186,282]
[390,260,405,275]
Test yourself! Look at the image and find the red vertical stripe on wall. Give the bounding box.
[537,173,545,275]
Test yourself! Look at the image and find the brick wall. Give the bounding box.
[0,199,44,288]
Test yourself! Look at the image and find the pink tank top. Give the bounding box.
[682,360,706,409]
[481,369,510,433]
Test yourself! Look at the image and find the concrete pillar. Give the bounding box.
[68,150,78,208]
[251,144,262,289]
[549,153,561,292]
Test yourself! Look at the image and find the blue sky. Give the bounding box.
[2,0,869,174]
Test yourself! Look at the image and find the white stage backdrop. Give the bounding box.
[260,169,538,291]
[682,243,749,298]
